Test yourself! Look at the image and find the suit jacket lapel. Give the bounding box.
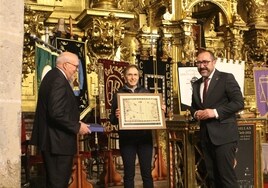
[205,69,220,101]
[194,78,203,106]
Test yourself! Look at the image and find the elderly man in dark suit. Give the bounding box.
[190,50,244,188]
[30,52,91,188]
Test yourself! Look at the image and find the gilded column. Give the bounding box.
[244,0,268,63]
[243,0,268,112]
[178,17,197,64]
[226,17,248,60]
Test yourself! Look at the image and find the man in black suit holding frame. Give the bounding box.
[190,50,244,188]
[31,52,91,188]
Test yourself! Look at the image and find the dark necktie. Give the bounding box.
[203,77,209,103]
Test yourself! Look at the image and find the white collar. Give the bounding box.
[56,67,67,80]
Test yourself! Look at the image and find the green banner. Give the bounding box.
[35,43,58,89]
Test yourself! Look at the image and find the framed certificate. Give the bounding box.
[117,93,166,130]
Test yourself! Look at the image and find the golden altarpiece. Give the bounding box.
[22,0,267,187]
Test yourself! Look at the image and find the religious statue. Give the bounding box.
[51,18,71,38]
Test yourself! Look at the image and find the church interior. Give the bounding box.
[17,0,268,187]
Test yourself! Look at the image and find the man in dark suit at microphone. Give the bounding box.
[30,52,91,188]
[190,50,244,188]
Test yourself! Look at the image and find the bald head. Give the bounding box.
[56,52,79,80]
[56,52,79,66]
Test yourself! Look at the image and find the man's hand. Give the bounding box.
[79,121,91,135]
[195,109,215,120]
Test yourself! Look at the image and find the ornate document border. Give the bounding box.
[117,93,166,130]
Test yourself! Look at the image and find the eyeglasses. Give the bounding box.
[66,62,79,69]
[195,60,211,66]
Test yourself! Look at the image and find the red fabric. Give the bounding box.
[264,174,268,188]
[98,59,129,116]
[21,118,27,154]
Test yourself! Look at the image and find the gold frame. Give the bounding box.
[117,93,166,130]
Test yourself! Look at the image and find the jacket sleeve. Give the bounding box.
[190,81,200,119]
[216,73,244,120]
[109,92,119,125]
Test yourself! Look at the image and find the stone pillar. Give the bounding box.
[0,0,24,187]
